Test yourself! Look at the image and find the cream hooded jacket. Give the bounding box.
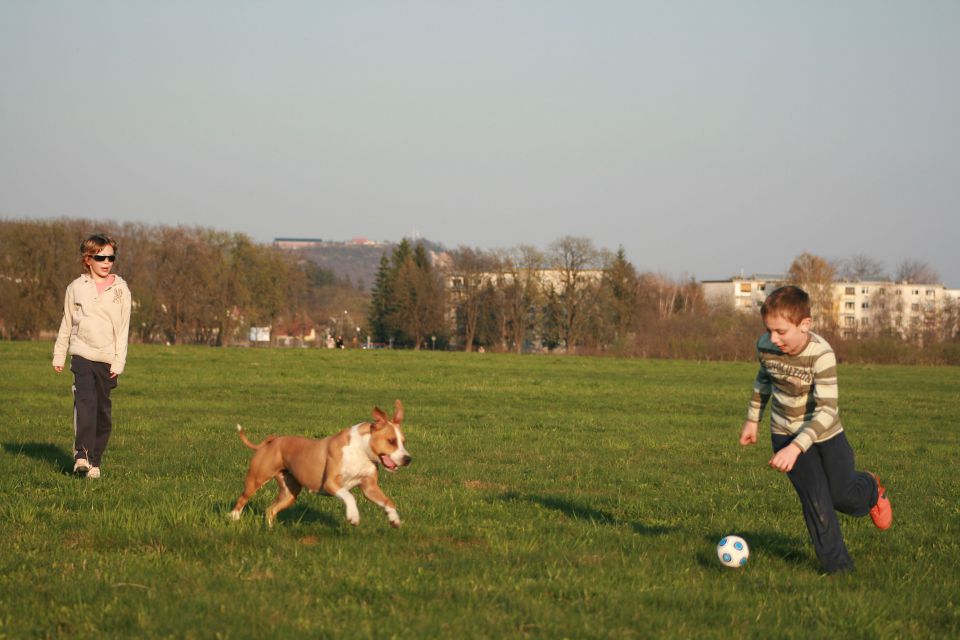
[52,274,132,376]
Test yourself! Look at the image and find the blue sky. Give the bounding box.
[2,1,958,284]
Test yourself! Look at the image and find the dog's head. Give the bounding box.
[370,399,412,472]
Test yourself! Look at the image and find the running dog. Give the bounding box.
[230,399,411,528]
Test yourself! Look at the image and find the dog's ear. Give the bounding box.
[372,406,388,426]
[393,399,404,424]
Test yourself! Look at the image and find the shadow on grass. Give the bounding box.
[697,530,815,571]
[280,502,341,529]
[226,500,342,530]
[2,441,74,474]
[499,491,674,536]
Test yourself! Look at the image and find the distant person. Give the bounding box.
[335,335,344,349]
[739,285,891,574]
[52,233,132,479]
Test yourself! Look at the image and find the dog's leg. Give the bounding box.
[359,476,401,528]
[230,474,272,521]
[325,480,361,526]
[265,471,301,528]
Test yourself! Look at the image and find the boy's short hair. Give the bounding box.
[761,285,811,325]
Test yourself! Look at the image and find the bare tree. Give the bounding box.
[447,246,494,352]
[544,236,602,352]
[490,245,543,353]
[787,252,837,330]
[896,259,940,284]
[839,254,888,281]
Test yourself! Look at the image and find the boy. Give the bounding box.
[739,285,891,574]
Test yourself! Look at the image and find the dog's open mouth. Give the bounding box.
[379,454,398,471]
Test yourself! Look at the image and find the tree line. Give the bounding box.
[2,218,957,364]
[0,218,365,345]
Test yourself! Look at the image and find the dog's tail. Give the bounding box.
[236,424,262,450]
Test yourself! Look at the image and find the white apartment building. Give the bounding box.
[701,274,784,314]
[703,275,960,339]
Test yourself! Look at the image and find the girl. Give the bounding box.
[53,233,132,478]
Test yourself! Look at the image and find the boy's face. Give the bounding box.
[763,313,812,356]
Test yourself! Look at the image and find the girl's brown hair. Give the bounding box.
[79,233,117,271]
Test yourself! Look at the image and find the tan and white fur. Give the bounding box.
[230,399,411,528]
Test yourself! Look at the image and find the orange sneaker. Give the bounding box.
[868,472,892,530]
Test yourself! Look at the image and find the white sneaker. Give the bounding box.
[87,467,101,479]
[73,458,91,474]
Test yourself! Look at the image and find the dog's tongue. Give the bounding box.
[380,454,397,470]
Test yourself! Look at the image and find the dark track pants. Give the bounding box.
[71,355,118,467]
[772,431,879,574]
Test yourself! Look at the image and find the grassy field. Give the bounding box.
[1,342,958,639]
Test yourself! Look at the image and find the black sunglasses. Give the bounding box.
[91,254,117,262]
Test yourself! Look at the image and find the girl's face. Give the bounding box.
[84,245,116,281]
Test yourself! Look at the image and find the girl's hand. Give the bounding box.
[53,365,63,373]
[739,420,758,446]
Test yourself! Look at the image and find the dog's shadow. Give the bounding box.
[499,492,674,536]
[2,441,74,474]
[276,503,341,529]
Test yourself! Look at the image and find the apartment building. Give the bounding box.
[701,274,784,313]
[703,275,960,339]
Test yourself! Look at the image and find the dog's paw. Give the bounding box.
[386,507,401,528]
[229,510,242,521]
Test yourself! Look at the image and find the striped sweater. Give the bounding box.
[746,331,843,452]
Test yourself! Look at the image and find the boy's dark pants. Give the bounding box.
[71,355,118,467]
[772,432,878,574]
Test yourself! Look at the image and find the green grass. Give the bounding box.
[1,342,958,639]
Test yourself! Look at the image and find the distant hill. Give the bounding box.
[276,238,446,291]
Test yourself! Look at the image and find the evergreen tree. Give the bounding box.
[367,253,393,343]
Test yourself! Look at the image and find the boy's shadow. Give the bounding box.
[2,442,74,474]
[698,530,814,570]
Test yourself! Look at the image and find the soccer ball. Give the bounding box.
[717,535,749,568]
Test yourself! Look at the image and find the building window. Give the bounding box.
[861,288,869,295]
[911,303,920,311]
[861,302,870,309]
[926,289,936,297]
[843,330,855,339]
[845,287,855,295]
[845,301,855,310]
[844,316,855,327]
[740,283,752,293]
[913,289,920,295]
[878,288,886,294]
[860,317,870,326]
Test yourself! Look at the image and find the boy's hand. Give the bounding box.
[769,443,803,473]
[739,420,758,446]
